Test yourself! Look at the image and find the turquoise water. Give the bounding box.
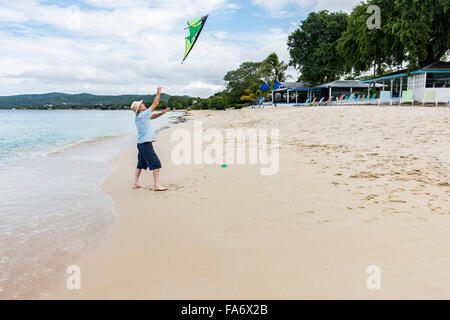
[0,110,177,299]
[0,110,136,165]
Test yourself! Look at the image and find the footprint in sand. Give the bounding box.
[365,194,378,200]
[389,200,407,203]
[298,210,314,215]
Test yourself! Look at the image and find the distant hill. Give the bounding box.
[0,92,171,108]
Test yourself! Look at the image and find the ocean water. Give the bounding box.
[0,110,177,299]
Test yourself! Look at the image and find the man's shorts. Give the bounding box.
[137,142,162,171]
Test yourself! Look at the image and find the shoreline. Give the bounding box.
[0,111,186,299]
[46,134,132,157]
[47,106,450,299]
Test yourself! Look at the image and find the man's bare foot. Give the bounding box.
[133,184,145,189]
[154,185,168,191]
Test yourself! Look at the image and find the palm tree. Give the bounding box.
[262,53,291,83]
[240,87,269,104]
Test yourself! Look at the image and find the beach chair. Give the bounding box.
[399,90,414,106]
[323,96,334,106]
[308,97,317,106]
[346,94,353,105]
[345,95,353,105]
[370,93,377,100]
[317,97,325,105]
[334,95,344,105]
[377,91,391,106]
[295,98,309,107]
[422,91,437,107]
[341,96,349,105]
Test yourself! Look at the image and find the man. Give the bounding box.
[130,87,170,191]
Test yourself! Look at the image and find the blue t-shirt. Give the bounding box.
[135,109,156,144]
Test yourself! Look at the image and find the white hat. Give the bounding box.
[130,100,143,113]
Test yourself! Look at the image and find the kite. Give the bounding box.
[182,15,208,63]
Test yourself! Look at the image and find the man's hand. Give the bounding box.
[157,87,163,94]
[162,107,170,114]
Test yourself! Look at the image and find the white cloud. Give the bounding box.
[252,0,360,15]
[0,7,28,22]
[0,0,299,97]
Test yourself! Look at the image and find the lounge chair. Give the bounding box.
[317,97,325,105]
[347,94,355,105]
[323,96,334,105]
[346,95,351,105]
[422,91,437,107]
[399,90,414,106]
[377,91,391,106]
[334,95,344,105]
[308,97,317,106]
[295,98,309,107]
[358,95,366,105]
[368,93,377,104]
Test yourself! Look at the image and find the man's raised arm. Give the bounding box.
[150,87,163,112]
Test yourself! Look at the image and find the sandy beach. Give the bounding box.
[48,106,450,299]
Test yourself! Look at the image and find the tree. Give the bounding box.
[261,53,290,83]
[168,96,191,109]
[224,62,264,104]
[240,88,267,104]
[338,0,450,75]
[287,10,349,84]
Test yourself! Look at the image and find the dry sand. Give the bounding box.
[49,106,450,299]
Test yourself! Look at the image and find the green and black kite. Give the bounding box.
[182,15,208,63]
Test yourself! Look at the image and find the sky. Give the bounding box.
[0,0,360,97]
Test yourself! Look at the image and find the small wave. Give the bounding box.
[45,134,130,157]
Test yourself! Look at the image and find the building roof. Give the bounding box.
[315,80,369,89]
[273,81,317,91]
[283,81,315,89]
[362,61,450,83]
